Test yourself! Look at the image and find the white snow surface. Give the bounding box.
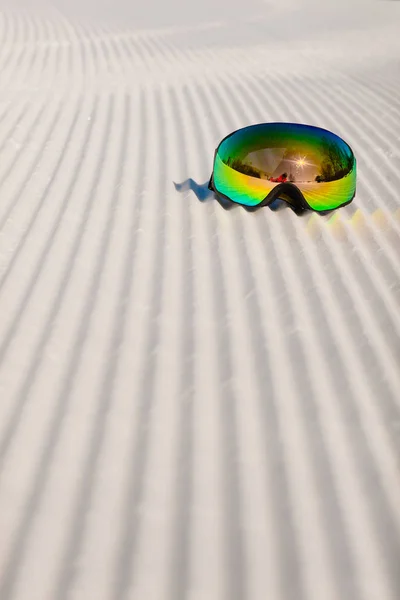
[0,1,399,599]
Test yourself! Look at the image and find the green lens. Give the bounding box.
[212,123,356,211]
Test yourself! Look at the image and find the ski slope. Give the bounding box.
[0,1,399,599]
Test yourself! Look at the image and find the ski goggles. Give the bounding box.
[208,123,357,213]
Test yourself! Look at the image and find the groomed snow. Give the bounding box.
[0,1,399,599]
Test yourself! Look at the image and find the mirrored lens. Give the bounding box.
[213,123,356,211]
